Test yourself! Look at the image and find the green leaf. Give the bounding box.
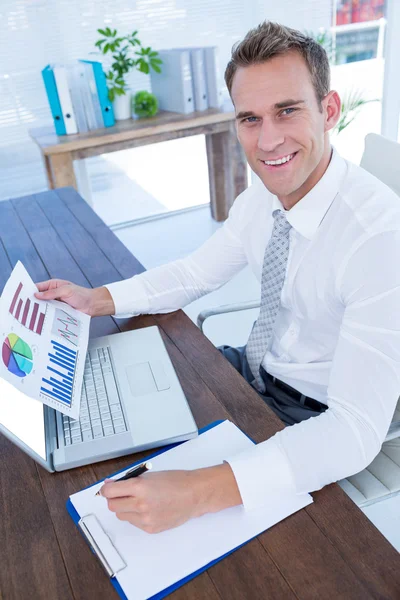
[150,58,162,65]
[149,51,158,57]
[97,28,107,36]
[150,63,162,74]
[139,62,149,74]
[113,29,117,37]
[105,27,112,36]
[131,30,138,37]
[103,43,110,54]
[109,88,115,102]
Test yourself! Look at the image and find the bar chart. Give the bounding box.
[40,340,77,407]
[9,281,46,335]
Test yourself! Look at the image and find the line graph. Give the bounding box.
[51,308,81,347]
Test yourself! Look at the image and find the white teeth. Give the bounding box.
[264,153,294,166]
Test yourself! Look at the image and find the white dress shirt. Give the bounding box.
[105,148,400,510]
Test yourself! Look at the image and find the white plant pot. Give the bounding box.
[112,92,132,121]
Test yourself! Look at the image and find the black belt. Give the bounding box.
[265,373,325,411]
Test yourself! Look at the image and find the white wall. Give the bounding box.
[0,0,334,202]
[0,0,257,147]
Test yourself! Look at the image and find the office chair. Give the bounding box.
[197,133,400,507]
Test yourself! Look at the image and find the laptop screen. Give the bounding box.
[0,378,46,460]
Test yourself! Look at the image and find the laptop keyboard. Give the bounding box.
[63,347,127,446]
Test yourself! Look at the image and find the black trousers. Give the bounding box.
[218,345,327,426]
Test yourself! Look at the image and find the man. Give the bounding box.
[36,21,400,533]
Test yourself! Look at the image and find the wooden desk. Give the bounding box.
[29,109,248,222]
[1,188,399,599]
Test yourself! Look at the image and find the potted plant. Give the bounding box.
[333,88,379,135]
[95,27,162,120]
[132,90,159,119]
[307,28,379,137]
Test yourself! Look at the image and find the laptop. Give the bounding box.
[0,326,198,471]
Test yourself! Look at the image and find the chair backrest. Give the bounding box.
[360,133,400,197]
[360,133,400,444]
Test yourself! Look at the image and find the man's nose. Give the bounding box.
[257,120,285,153]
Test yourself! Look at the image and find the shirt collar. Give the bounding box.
[271,147,347,240]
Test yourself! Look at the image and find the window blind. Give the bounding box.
[0,0,332,200]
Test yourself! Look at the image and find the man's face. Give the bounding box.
[231,51,336,208]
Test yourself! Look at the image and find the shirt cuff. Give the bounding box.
[225,436,297,511]
[104,277,150,318]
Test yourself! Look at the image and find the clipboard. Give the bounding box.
[66,420,257,600]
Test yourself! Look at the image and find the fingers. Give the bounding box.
[107,496,144,514]
[36,281,52,292]
[100,479,140,499]
[114,512,161,533]
[35,279,69,292]
[34,285,72,301]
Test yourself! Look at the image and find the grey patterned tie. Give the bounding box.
[246,209,292,392]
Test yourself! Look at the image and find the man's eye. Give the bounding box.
[244,116,258,123]
[281,108,297,116]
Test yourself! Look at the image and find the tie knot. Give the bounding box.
[272,210,291,235]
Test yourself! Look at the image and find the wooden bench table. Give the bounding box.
[29,108,248,222]
[0,187,400,599]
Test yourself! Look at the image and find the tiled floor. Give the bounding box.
[114,204,400,553]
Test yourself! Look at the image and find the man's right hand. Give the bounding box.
[34,280,115,317]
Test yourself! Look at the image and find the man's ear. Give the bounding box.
[323,90,341,133]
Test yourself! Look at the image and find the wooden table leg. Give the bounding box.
[74,159,93,206]
[48,152,78,189]
[206,124,248,222]
[42,154,55,189]
[230,123,248,201]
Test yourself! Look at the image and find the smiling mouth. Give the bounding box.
[261,152,298,169]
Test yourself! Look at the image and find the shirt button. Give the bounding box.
[289,328,296,336]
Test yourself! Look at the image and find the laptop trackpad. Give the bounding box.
[126,361,170,397]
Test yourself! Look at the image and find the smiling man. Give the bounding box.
[36,22,400,532]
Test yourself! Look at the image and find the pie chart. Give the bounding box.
[2,333,33,377]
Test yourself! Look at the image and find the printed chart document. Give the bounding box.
[0,262,90,419]
[69,420,313,600]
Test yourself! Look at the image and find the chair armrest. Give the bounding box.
[198,302,400,443]
[197,300,260,332]
[385,399,400,441]
[385,420,400,441]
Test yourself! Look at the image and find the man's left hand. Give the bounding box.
[100,463,242,534]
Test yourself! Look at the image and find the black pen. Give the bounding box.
[96,461,152,496]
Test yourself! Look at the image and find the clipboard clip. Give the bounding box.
[79,514,126,578]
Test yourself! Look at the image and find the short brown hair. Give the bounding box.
[225,21,330,107]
